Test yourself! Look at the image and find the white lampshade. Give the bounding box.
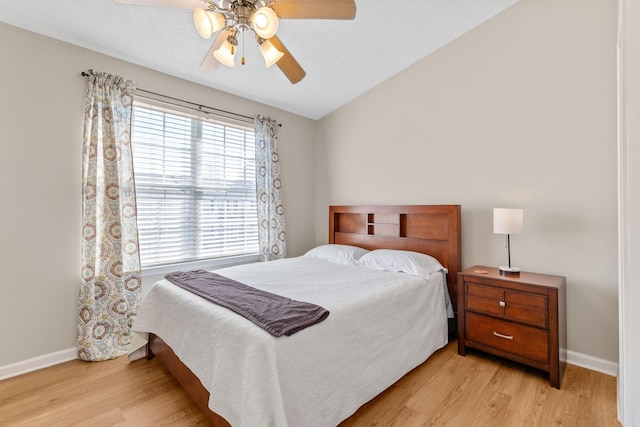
[493,208,524,235]
[213,39,236,67]
[193,8,226,39]
[251,7,278,39]
[259,39,284,68]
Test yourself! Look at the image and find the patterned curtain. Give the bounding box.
[77,70,141,361]
[254,115,287,261]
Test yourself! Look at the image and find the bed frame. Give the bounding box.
[147,204,461,426]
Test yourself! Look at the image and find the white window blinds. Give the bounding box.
[131,98,258,268]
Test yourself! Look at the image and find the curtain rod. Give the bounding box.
[80,71,281,127]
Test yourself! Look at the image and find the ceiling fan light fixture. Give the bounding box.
[251,7,278,39]
[259,39,284,68]
[213,38,236,67]
[193,8,226,39]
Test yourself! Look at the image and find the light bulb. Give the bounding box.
[259,40,284,68]
[251,7,278,39]
[193,8,225,39]
[213,39,236,67]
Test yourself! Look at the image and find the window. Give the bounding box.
[131,98,259,269]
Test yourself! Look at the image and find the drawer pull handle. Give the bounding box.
[493,331,514,340]
[499,301,506,307]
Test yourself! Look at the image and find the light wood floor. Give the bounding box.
[0,342,620,427]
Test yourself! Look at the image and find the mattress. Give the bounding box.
[132,256,449,427]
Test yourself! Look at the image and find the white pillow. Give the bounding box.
[358,249,445,279]
[303,244,369,266]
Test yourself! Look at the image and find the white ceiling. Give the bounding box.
[0,0,518,119]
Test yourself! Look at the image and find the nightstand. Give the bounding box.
[457,266,566,388]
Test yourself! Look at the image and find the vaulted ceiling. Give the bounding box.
[0,0,519,119]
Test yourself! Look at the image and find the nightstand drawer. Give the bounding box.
[504,291,547,328]
[465,282,548,328]
[465,312,549,363]
[466,283,503,316]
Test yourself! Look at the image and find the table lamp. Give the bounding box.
[493,208,524,273]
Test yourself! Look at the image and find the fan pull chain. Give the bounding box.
[242,31,246,66]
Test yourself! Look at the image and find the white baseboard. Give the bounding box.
[567,350,619,377]
[0,348,77,381]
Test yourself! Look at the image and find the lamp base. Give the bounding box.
[499,266,521,274]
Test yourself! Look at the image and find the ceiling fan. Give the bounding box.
[113,0,357,84]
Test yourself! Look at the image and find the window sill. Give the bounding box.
[140,254,261,278]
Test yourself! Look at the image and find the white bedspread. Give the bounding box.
[133,257,449,427]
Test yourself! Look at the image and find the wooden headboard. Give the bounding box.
[329,205,462,311]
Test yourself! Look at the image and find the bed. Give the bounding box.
[133,204,461,426]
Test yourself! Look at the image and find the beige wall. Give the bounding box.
[316,0,618,363]
[0,23,316,366]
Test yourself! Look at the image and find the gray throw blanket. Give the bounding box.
[164,269,330,337]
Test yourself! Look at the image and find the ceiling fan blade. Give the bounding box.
[271,0,356,19]
[269,35,306,84]
[113,0,205,9]
[200,29,231,71]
